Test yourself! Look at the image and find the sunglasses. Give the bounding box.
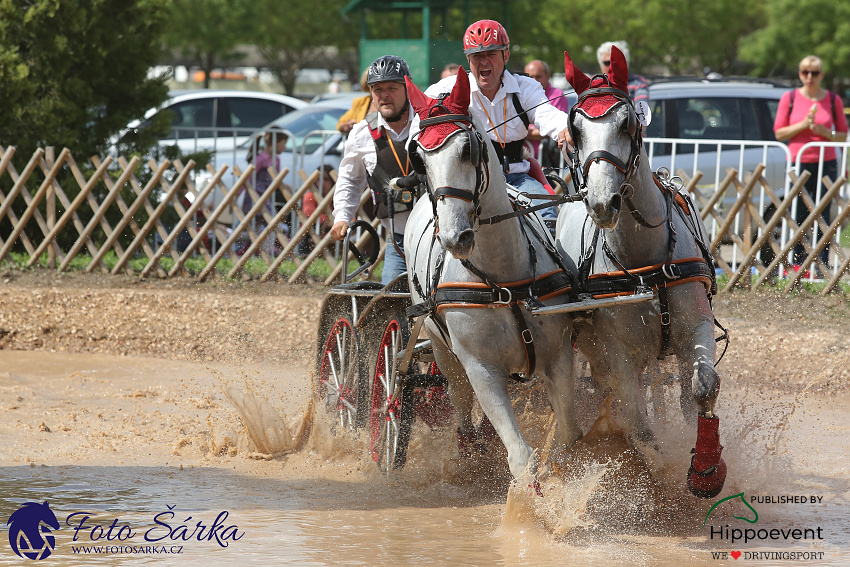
[800,70,821,77]
[602,60,611,66]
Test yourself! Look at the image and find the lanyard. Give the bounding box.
[385,128,410,176]
[476,92,508,149]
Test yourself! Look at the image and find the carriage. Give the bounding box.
[314,221,453,473]
[314,48,728,499]
[313,220,654,474]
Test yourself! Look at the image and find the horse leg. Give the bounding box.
[676,357,698,426]
[539,347,583,462]
[461,359,535,480]
[577,330,656,445]
[428,334,476,436]
[671,293,726,498]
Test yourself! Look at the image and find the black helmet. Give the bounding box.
[366,55,411,86]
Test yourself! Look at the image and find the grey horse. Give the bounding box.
[556,47,727,498]
[402,70,581,489]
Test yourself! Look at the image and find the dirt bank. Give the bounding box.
[1,268,848,394]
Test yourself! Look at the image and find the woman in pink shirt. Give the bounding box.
[774,55,848,266]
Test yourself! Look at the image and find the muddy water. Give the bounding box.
[0,351,848,566]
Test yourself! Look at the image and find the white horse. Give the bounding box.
[403,70,581,488]
[556,47,727,498]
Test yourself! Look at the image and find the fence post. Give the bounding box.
[45,147,56,268]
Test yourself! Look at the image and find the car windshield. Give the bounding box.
[272,106,345,154]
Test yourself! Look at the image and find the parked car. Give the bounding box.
[642,78,793,195]
[200,96,353,213]
[114,90,307,164]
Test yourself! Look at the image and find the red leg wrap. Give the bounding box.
[687,415,727,499]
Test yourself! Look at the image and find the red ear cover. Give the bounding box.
[607,45,629,93]
[405,76,436,115]
[564,51,591,94]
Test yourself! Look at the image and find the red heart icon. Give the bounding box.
[731,551,742,559]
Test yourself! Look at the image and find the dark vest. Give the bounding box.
[366,112,415,219]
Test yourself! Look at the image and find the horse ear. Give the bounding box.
[607,45,629,93]
[564,51,591,94]
[405,76,437,115]
[445,66,471,110]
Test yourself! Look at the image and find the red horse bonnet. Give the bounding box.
[406,69,472,150]
[565,46,631,119]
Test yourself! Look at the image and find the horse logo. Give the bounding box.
[7,501,60,560]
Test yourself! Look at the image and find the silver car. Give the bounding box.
[115,89,307,165]
[643,79,792,197]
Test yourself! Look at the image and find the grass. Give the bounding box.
[0,250,382,283]
[715,270,850,295]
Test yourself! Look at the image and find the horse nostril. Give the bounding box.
[610,194,622,214]
[458,229,475,251]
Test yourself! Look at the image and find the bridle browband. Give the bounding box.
[567,84,669,229]
[414,110,490,222]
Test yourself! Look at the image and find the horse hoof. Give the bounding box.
[687,457,727,499]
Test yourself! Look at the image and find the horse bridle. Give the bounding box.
[411,103,490,224]
[568,87,644,201]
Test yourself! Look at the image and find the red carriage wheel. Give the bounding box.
[368,314,414,472]
[317,317,368,431]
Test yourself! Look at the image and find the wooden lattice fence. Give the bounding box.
[0,146,847,292]
[0,146,380,285]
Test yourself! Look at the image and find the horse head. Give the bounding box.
[564,46,642,228]
[406,70,497,259]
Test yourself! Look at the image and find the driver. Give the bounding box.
[418,20,572,219]
[330,55,418,284]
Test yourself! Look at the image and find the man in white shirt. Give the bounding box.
[419,20,571,219]
[330,55,417,284]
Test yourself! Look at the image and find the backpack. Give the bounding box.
[788,89,839,127]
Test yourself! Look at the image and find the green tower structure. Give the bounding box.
[341,0,511,88]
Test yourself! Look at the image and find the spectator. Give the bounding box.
[524,59,570,167]
[774,55,848,269]
[241,127,290,255]
[441,63,460,79]
[597,41,649,105]
[299,164,336,256]
[337,70,376,135]
[328,78,342,94]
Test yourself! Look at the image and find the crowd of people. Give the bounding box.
[236,23,846,274]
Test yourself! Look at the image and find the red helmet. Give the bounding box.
[463,20,509,55]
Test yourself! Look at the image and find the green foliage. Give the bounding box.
[250,0,357,95]
[2,249,362,283]
[163,0,254,88]
[531,0,763,75]
[738,0,850,81]
[0,0,171,158]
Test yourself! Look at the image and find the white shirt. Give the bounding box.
[413,70,570,174]
[332,112,412,235]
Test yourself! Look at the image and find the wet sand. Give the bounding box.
[1,274,849,565]
[1,349,848,566]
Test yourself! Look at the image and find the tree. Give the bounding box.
[250,0,358,96]
[738,0,850,82]
[530,0,763,77]
[0,0,171,158]
[163,0,254,89]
